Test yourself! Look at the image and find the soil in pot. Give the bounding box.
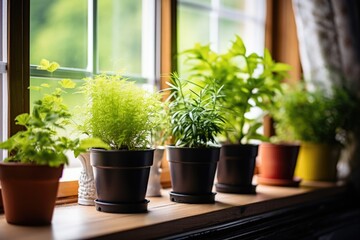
[0,163,63,225]
[91,148,154,213]
[216,144,258,194]
[166,146,220,204]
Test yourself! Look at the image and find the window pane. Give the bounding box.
[30,0,88,69]
[178,6,210,51]
[218,18,244,53]
[178,5,210,73]
[189,0,211,5]
[220,0,246,9]
[98,0,142,74]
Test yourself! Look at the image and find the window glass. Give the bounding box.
[192,0,211,5]
[30,0,88,69]
[178,5,210,73]
[178,6,210,51]
[218,18,244,53]
[221,0,246,9]
[98,0,142,74]
[178,0,266,70]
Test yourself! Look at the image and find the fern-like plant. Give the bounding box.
[181,35,290,144]
[0,60,107,167]
[271,83,355,145]
[167,73,225,148]
[80,74,163,150]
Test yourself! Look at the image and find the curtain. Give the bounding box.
[292,0,360,190]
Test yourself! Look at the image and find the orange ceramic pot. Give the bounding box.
[258,143,300,180]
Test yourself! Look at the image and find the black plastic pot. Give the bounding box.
[166,146,220,204]
[216,144,258,194]
[91,148,154,213]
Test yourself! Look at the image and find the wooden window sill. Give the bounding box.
[0,182,353,240]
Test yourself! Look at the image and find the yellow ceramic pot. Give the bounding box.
[295,142,341,182]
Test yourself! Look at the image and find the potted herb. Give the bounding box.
[0,60,106,225]
[166,73,225,204]
[182,36,290,193]
[270,83,355,182]
[80,74,163,213]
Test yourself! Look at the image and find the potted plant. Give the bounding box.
[166,73,225,204]
[270,83,355,182]
[0,60,106,225]
[181,35,290,193]
[79,73,163,213]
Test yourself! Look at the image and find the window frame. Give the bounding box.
[0,0,7,161]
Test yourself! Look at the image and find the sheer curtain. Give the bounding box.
[292,0,360,188]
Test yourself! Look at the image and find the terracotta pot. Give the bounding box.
[0,163,63,225]
[216,144,258,194]
[295,142,341,182]
[91,148,154,213]
[166,146,220,203]
[258,143,300,180]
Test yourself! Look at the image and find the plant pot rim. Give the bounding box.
[91,148,155,153]
[220,142,258,147]
[0,162,63,168]
[300,141,341,147]
[166,145,221,150]
[260,142,300,147]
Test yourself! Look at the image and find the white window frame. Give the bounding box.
[0,0,8,161]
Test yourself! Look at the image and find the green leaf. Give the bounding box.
[37,59,50,70]
[230,35,246,55]
[272,63,292,72]
[37,59,60,73]
[40,83,50,88]
[264,48,273,65]
[47,62,60,73]
[59,79,76,89]
[0,138,14,149]
[79,138,110,151]
[15,113,30,126]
